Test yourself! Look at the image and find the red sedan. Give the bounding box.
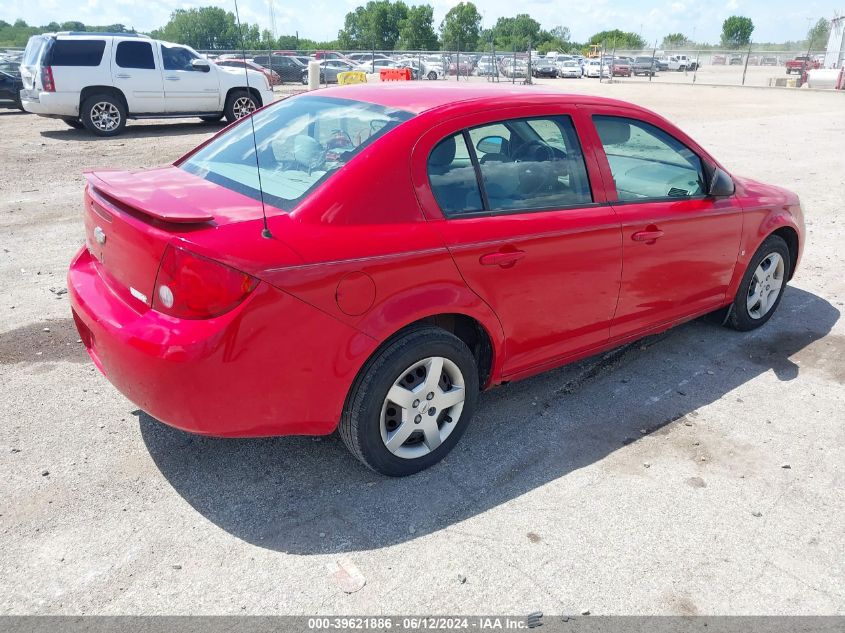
[69,84,804,476]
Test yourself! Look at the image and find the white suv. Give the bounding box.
[20,32,274,136]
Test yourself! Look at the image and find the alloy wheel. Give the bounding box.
[90,101,121,132]
[232,96,256,119]
[379,356,465,459]
[747,252,785,319]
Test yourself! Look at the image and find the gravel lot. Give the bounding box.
[1,82,843,616]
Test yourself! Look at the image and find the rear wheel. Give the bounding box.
[726,235,790,331]
[224,90,259,123]
[339,326,479,477]
[80,94,126,137]
[427,71,437,80]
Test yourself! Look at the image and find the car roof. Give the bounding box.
[312,83,643,116]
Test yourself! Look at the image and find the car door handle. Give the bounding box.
[165,76,180,81]
[632,228,665,242]
[115,73,131,79]
[479,250,526,267]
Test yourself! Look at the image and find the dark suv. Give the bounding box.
[632,56,657,76]
[252,54,307,83]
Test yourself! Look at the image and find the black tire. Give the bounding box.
[339,326,480,477]
[427,71,437,80]
[199,114,224,123]
[726,235,791,332]
[224,89,259,124]
[61,117,84,128]
[80,93,126,137]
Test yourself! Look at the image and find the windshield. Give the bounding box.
[181,95,413,211]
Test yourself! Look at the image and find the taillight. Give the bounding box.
[41,66,55,92]
[152,246,258,319]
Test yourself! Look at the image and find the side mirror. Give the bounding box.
[708,167,735,197]
[191,59,211,73]
[476,135,506,155]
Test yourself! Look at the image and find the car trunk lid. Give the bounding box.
[82,166,271,308]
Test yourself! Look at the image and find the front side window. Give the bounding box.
[116,41,155,70]
[181,96,413,211]
[161,45,198,71]
[593,115,704,201]
[427,115,592,217]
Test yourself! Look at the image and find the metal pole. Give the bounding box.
[650,41,656,82]
[457,37,460,81]
[599,41,604,83]
[741,42,751,85]
[526,39,532,84]
[512,46,516,84]
[693,50,700,84]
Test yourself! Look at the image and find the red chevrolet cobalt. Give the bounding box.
[69,84,804,476]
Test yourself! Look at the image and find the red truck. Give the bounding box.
[785,55,820,74]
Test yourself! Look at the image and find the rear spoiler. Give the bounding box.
[85,171,213,224]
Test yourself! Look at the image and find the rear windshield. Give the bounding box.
[48,39,106,66]
[180,95,414,211]
[23,35,49,66]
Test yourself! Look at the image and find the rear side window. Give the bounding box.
[428,134,484,215]
[116,41,155,70]
[593,115,704,201]
[23,36,49,66]
[428,115,593,217]
[49,40,106,67]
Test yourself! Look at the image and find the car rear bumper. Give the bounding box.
[68,246,374,437]
[21,90,79,117]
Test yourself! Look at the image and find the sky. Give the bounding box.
[2,0,841,45]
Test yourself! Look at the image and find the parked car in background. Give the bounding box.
[216,58,281,85]
[500,58,528,78]
[354,58,404,74]
[20,32,273,136]
[447,56,474,76]
[0,65,24,110]
[632,56,657,76]
[785,55,820,74]
[760,56,778,66]
[302,59,357,84]
[669,55,699,71]
[654,56,670,71]
[531,59,558,78]
[610,58,632,77]
[253,54,308,82]
[584,59,610,78]
[398,58,444,80]
[68,84,805,476]
[728,54,744,66]
[475,55,499,76]
[557,59,583,78]
[711,54,727,65]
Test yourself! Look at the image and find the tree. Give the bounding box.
[720,16,754,48]
[440,2,482,51]
[398,4,438,50]
[151,7,242,49]
[337,1,409,50]
[588,29,645,50]
[662,33,689,49]
[490,14,542,51]
[806,18,830,49]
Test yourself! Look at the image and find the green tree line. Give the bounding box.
[2,8,830,53]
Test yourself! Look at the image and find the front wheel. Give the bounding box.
[726,235,791,331]
[61,117,84,129]
[339,326,479,477]
[427,71,437,80]
[224,90,259,123]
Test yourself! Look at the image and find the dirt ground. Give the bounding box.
[0,81,843,615]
